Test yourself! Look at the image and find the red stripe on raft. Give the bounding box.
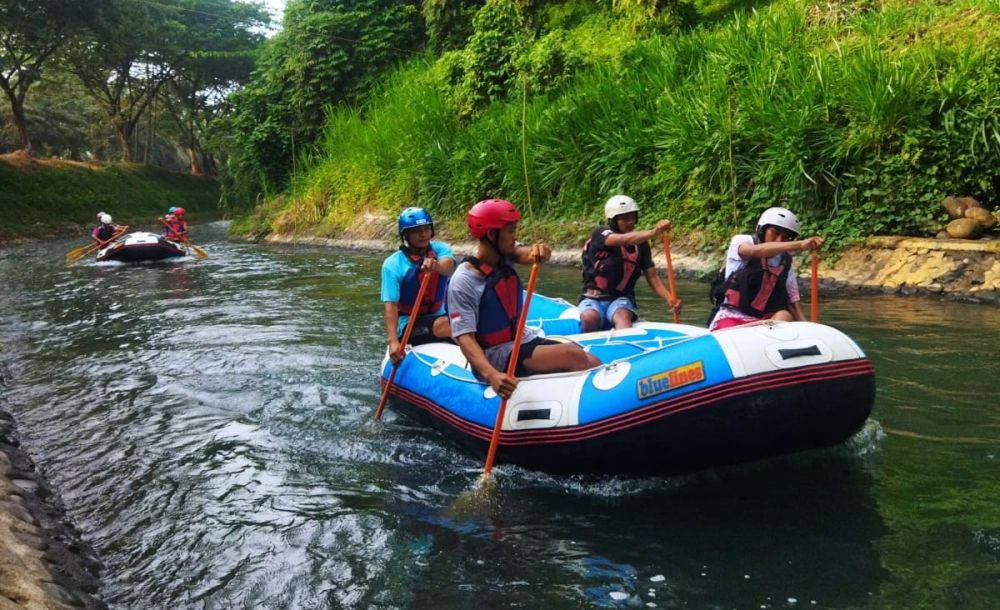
[381,359,874,446]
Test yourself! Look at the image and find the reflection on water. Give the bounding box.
[0,224,998,608]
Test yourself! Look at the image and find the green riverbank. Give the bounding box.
[0,152,220,242]
[228,0,1000,252]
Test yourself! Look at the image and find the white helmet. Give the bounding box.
[604,195,639,223]
[99,213,113,224]
[756,207,799,237]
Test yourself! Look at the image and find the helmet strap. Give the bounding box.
[483,230,503,263]
[400,233,423,254]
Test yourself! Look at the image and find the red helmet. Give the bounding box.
[173,207,186,216]
[467,199,520,238]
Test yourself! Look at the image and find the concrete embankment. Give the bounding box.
[820,236,1000,303]
[260,233,1000,304]
[0,371,104,609]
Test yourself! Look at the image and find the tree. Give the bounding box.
[67,0,183,162]
[161,0,268,174]
[0,0,91,153]
[224,0,423,202]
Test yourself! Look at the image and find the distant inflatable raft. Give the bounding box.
[378,295,875,476]
[96,232,190,263]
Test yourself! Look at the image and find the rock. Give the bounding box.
[941,196,976,219]
[39,582,85,607]
[941,196,982,219]
[935,230,951,239]
[945,218,984,239]
[964,206,996,230]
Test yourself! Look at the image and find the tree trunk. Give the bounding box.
[115,126,133,162]
[1,84,32,154]
[186,146,204,175]
[201,152,216,177]
[114,117,136,162]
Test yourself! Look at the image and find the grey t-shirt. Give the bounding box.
[447,259,539,374]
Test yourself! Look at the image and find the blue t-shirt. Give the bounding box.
[380,241,455,335]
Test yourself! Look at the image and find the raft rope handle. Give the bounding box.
[406,332,704,386]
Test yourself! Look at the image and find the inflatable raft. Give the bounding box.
[96,232,190,263]
[378,296,875,476]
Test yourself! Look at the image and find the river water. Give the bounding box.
[1,222,998,608]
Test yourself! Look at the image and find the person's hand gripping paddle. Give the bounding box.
[374,269,434,421]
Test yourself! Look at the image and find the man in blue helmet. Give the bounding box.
[381,207,456,363]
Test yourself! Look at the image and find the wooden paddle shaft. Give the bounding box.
[483,262,539,476]
[661,233,679,323]
[375,269,435,421]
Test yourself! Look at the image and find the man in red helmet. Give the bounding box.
[447,199,601,399]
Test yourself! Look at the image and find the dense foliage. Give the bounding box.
[220,0,424,207]
[234,0,1000,249]
[0,0,267,172]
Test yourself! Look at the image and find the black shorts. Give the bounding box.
[407,315,450,347]
[512,337,559,376]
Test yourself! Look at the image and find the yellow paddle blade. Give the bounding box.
[65,242,98,263]
[445,474,498,518]
[188,243,208,259]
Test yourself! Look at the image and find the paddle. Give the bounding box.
[661,233,680,323]
[374,269,435,421]
[65,226,128,264]
[482,260,539,477]
[810,249,819,322]
[180,237,208,259]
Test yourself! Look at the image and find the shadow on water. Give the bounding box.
[371,427,888,609]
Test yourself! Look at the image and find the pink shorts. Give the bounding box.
[711,312,775,331]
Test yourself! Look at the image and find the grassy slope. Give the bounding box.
[239,0,1000,252]
[0,153,220,240]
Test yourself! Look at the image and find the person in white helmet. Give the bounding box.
[578,195,681,332]
[91,212,123,245]
[707,206,823,331]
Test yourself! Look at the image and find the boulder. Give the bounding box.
[941,196,982,219]
[945,218,984,239]
[964,206,996,230]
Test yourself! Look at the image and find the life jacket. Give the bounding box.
[398,247,447,316]
[581,228,642,299]
[164,220,186,241]
[93,223,117,242]
[720,251,793,318]
[465,256,523,349]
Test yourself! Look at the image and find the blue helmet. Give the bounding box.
[167,206,176,214]
[397,207,434,238]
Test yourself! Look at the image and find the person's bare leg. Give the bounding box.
[522,343,601,373]
[772,310,794,322]
[612,308,635,329]
[580,309,603,333]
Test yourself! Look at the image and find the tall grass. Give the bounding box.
[259,0,1000,247]
[0,159,220,240]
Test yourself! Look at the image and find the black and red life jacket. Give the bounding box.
[581,228,642,300]
[94,223,117,241]
[465,256,523,349]
[721,252,793,317]
[398,247,447,316]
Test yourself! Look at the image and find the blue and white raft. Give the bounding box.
[96,231,190,263]
[378,295,875,476]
